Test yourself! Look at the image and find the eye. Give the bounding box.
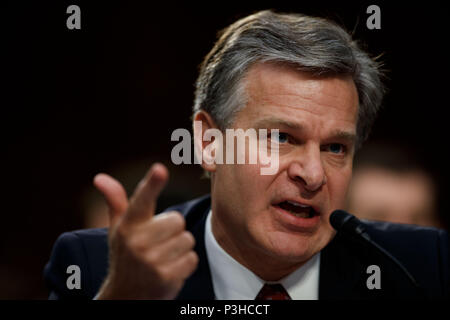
[327,143,346,154]
[271,132,289,143]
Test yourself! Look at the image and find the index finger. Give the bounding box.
[125,163,169,224]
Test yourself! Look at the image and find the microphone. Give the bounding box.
[330,210,425,294]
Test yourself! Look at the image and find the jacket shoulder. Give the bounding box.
[44,228,108,299]
[363,220,449,297]
[363,220,448,259]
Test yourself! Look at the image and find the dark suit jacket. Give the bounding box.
[44,195,449,299]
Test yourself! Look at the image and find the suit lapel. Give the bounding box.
[319,234,363,299]
[319,232,402,299]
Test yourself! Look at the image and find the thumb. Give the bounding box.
[93,173,129,226]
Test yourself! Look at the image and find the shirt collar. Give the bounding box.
[204,210,320,300]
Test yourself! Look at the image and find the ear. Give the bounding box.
[193,111,221,173]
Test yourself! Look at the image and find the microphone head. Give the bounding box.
[330,210,368,239]
[329,210,355,231]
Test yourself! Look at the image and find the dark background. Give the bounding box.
[2,0,449,299]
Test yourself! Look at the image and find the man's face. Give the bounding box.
[348,168,438,227]
[210,63,359,279]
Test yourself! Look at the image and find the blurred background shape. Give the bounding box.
[348,142,444,229]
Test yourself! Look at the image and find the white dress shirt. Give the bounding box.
[204,210,320,300]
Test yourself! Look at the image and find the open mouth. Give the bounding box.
[274,200,318,218]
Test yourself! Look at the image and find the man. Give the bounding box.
[348,143,443,228]
[44,10,449,300]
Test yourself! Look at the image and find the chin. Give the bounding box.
[264,227,334,262]
[260,232,318,262]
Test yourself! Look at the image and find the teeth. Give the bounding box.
[286,200,310,208]
[276,200,316,218]
[292,212,310,218]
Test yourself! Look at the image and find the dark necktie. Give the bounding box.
[255,283,292,300]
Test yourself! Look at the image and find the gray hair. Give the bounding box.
[193,10,385,149]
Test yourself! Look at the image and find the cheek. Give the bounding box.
[240,166,279,228]
[327,167,353,208]
[216,163,276,215]
[214,164,279,244]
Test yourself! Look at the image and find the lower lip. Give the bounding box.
[271,205,321,232]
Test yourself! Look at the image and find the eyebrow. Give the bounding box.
[253,118,357,145]
[328,129,357,145]
[253,118,303,130]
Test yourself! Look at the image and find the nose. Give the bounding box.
[287,145,326,193]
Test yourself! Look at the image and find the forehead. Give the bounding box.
[240,62,359,125]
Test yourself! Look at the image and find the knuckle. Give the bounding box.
[181,231,196,248]
[128,234,149,253]
[146,250,162,265]
[167,211,186,230]
[155,266,174,283]
[179,252,198,280]
[187,251,199,268]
